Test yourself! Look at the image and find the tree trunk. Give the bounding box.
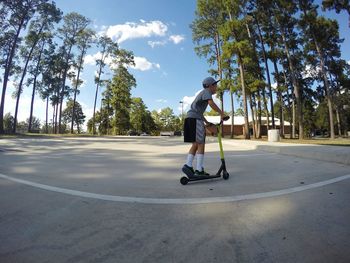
[45,96,49,133]
[71,47,86,133]
[214,32,224,137]
[255,16,275,128]
[313,39,335,139]
[272,59,284,137]
[261,87,270,130]
[230,90,234,139]
[55,101,59,133]
[0,16,26,134]
[29,40,46,132]
[249,93,256,138]
[238,57,250,139]
[52,104,55,134]
[292,97,296,138]
[58,45,73,133]
[335,108,341,136]
[14,40,39,133]
[280,28,303,139]
[252,92,261,138]
[282,70,294,139]
[93,65,103,135]
[257,90,262,139]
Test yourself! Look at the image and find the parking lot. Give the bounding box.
[1,136,349,262]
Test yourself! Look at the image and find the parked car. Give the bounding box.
[140,132,149,136]
[174,130,182,136]
[160,131,174,136]
[127,130,139,136]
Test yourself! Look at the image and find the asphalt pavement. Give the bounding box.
[0,136,349,263]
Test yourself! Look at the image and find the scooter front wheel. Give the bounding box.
[180,176,189,185]
[223,171,229,180]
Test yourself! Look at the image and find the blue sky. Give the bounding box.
[3,0,350,130]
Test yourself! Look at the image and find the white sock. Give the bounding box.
[196,154,204,171]
[186,154,194,167]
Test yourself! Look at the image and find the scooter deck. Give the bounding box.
[187,174,221,181]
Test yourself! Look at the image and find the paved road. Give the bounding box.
[0,136,349,263]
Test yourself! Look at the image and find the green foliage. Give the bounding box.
[130,97,157,133]
[62,99,85,133]
[152,108,181,132]
[3,112,14,134]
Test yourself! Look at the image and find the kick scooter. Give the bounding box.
[180,116,230,185]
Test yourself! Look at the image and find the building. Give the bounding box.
[204,115,291,136]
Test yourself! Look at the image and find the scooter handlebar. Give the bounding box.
[219,116,230,125]
[206,116,230,127]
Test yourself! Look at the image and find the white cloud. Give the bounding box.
[148,40,167,48]
[156,99,167,103]
[347,60,350,65]
[130,56,160,71]
[3,81,47,123]
[102,20,168,43]
[179,90,221,113]
[147,34,185,48]
[271,82,278,90]
[79,101,95,132]
[84,53,98,65]
[169,34,185,44]
[302,64,320,79]
[84,52,114,66]
[85,52,159,72]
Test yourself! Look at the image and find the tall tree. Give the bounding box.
[70,28,95,133]
[221,0,251,139]
[272,0,305,139]
[247,4,276,129]
[191,0,227,135]
[0,0,47,134]
[62,99,85,133]
[92,36,118,135]
[299,0,343,138]
[13,2,61,133]
[40,45,64,134]
[57,12,90,133]
[109,49,136,135]
[322,0,350,27]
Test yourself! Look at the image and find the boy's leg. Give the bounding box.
[183,118,197,176]
[196,143,205,172]
[189,142,198,155]
[185,142,197,168]
[194,119,208,174]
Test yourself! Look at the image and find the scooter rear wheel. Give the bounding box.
[180,176,189,185]
[223,171,229,180]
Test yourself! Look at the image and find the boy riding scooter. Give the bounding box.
[182,76,228,178]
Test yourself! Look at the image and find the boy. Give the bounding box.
[182,76,225,177]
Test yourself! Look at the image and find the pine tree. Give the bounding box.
[109,49,136,135]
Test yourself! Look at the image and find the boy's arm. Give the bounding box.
[208,99,224,119]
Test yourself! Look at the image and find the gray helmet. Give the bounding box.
[202,77,220,88]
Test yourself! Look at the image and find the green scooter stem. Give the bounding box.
[217,123,225,160]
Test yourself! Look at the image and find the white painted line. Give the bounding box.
[206,153,277,158]
[0,173,349,205]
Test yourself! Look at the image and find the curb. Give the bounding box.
[223,139,350,166]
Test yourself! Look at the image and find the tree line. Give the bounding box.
[1,0,349,138]
[191,0,350,139]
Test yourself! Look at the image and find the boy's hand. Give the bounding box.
[206,124,217,135]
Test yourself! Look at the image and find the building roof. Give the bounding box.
[204,115,290,126]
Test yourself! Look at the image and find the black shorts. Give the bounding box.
[183,118,205,143]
